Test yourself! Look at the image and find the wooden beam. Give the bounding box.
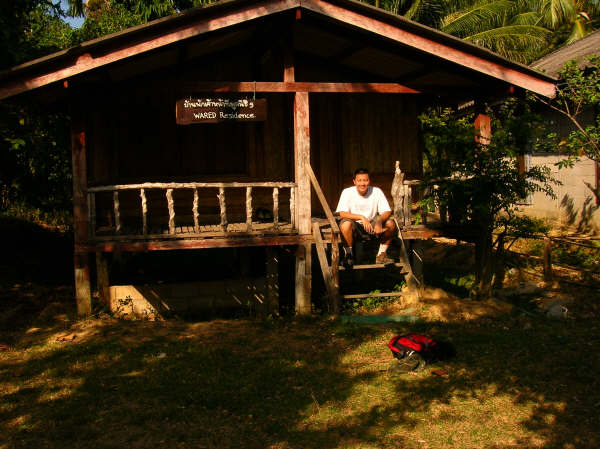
[76,235,312,253]
[300,0,556,98]
[172,81,419,93]
[71,110,91,316]
[88,181,295,192]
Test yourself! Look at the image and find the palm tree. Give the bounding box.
[441,0,553,63]
[371,0,600,63]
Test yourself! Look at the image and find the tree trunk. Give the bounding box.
[474,226,494,299]
[492,233,506,290]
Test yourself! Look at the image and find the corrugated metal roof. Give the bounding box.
[531,30,600,76]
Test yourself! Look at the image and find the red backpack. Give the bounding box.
[388,334,453,372]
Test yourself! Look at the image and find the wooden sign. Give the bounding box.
[176,98,267,124]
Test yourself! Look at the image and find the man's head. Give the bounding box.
[353,168,370,196]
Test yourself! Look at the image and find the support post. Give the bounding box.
[295,243,312,314]
[266,247,279,316]
[71,110,91,316]
[96,252,110,306]
[294,90,312,314]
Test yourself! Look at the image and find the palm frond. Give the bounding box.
[442,0,517,36]
[464,25,552,62]
[511,11,543,25]
[404,0,448,27]
[538,0,576,28]
[565,16,593,43]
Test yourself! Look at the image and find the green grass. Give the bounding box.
[1,309,599,449]
[2,219,599,448]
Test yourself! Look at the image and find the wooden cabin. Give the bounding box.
[0,0,556,317]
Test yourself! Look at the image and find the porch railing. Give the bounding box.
[87,181,296,240]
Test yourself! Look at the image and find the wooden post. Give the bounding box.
[140,188,147,235]
[294,90,312,314]
[113,191,121,234]
[266,247,279,316]
[391,161,405,226]
[166,188,175,234]
[295,243,312,314]
[246,186,253,232]
[272,187,279,230]
[96,252,110,307]
[71,111,91,316]
[218,187,227,232]
[543,237,553,281]
[404,184,412,227]
[193,188,199,233]
[290,186,296,230]
[294,92,311,234]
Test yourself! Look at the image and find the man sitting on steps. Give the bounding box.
[336,168,396,267]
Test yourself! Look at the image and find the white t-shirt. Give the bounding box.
[335,186,391,222]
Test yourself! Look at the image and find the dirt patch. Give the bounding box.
[378,287,512,322]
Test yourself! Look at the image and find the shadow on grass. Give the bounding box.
[1,231,599,448]
[0,215,73,285]
[1,310,599,449]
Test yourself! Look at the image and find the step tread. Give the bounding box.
[342,291,406,299]
[338,262,406,271]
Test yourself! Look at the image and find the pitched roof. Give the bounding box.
[531,29,600,76]
[0,0,557,100]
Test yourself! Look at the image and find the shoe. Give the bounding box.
[375,252,394,265]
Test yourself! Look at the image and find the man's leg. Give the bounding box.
[339,219,355,266]
[376,218,396,264]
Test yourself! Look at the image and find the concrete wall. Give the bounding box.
[521,154,599,232]
[109,277,273,320]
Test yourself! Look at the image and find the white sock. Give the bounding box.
[377,244,389,256]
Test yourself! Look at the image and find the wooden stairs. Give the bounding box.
[306,163,421,314]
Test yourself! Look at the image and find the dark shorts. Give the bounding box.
[339,217,382,242]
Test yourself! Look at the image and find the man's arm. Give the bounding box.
[339,211,374,233]
[373,211,391,235]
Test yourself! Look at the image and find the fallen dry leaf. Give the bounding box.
[431,369,449,378]
[0,344,10,351]
[56,334,77,342]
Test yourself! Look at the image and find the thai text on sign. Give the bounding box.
[176,98,267,124]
